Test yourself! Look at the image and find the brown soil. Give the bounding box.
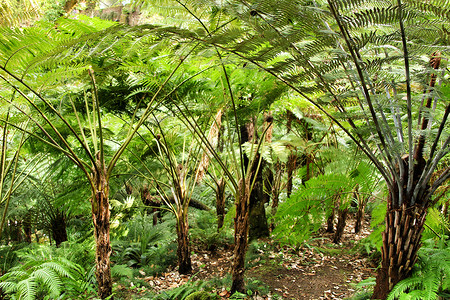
[140,216,377,299]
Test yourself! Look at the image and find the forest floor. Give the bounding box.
[127,217,377,299]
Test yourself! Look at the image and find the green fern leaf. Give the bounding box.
[33,267,62,297]
[16,278,37,300]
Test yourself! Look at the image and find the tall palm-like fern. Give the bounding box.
[0,14,204,298]
[179,0,450,297]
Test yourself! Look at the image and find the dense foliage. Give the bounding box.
[0,0,448,299]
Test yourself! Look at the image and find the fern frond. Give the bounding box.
[0,281,17,293]
[16,278,37,300]
[33,267,62,297]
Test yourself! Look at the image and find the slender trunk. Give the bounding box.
[286,152,297,198]
[326,204,335,233]
[269,161,283,231]
[216,178,226,231]
[176,212,192,274]
[372,203,427,299]
[23,214,32,244]
[91,165,112,299]
[333,207,348,243]
[231,178,250,294]
[249,156,269,240]
[270,161,283,217]
[285,110,296,198]
[355,201,366,234]
[302,118,312,183]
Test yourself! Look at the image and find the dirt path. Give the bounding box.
[143,217,376,299]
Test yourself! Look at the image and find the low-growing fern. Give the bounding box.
[387,241,450,300]
[0,255,83,299]
[0,244,93,299]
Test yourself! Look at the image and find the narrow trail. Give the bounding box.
[138,217,376,299]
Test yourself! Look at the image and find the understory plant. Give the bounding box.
[0,243,95,299]
[112,213,178,275]
[387,239,450,300]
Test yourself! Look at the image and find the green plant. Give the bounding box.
[0,13,202,298]
[0,245,85,299]
[185,291,218,300]
[229,291,247,299]
[245,240,270,268]
[153,280,208,300]
[195,0,450,297]
[190,210,233,251]
[387,240,450,300]
[273,173,352,247]
[245,278,270,296]
[111,264,133,280]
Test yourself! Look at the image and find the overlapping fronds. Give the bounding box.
[0,253,83,299]
[0,0,42,27]
[387,241,450,300]
[195,0,450,207]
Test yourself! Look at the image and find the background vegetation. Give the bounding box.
[0,0,449,299]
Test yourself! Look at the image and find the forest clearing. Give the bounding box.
[0,1,449,299]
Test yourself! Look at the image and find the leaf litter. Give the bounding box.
[133,217,376,299]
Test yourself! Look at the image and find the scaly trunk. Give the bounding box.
[231,178,250,294]
[91,165,112,299]
[249,179,269,240]
[355,202,365,234]
[286,152,297,198]
[333,207,348,244]
[249,156,269,240]
[270,161,283,231]
[372,203,427,299]
[326,204,335,233]
[240,122,269,240]
[216,178,226,231]
[176,212,192,274]
[372,53,440,299]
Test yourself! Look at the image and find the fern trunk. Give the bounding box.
[23,214,32,244]
[270,161,283,231]
[216,178,226,232]
[231,178,250,294]
[91,168,113,299]
[372,203,427,299]
[333,207,347,244]
[326,204,335,233]
[176,211,192,274]
[286,152,297,198]
[354,202,365,234]
[249,157,269,240]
